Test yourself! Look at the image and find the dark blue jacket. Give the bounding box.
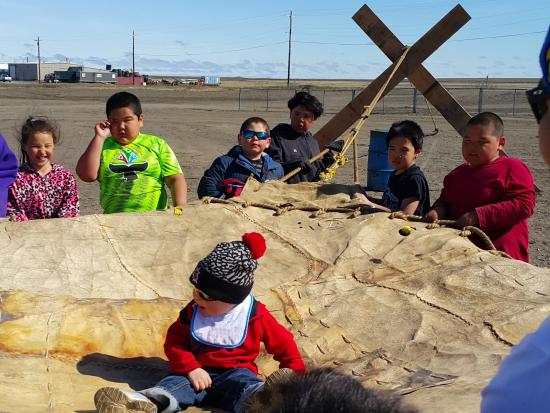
[197,146,284,199]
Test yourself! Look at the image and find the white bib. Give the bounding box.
[190,294,253,348]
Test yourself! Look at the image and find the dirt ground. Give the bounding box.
[0,83,548,268]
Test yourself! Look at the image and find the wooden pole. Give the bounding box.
[315,5,471,147]
[281,149,329,182]
[132,31,135,86]
[351,4,472,137]
[353,139,359,183]
[36,36,41,83]
[287,11,292,89]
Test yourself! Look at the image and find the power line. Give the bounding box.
[449,30,547,42]
[292,30,546,47]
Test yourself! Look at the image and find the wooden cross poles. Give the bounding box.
[315,4,472,147]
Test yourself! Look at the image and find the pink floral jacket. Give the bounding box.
[7,163,80,221]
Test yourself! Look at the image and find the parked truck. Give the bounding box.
[0,72,12,82]
[198,76,221,86]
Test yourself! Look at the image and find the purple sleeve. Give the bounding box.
[0,134,19,217]
[541,26,550,90]
[481,316,550,413]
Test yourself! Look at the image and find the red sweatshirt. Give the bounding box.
[433,157,535,262]
[164,299,305,376]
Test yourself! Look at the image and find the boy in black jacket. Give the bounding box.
[266,92,325,184]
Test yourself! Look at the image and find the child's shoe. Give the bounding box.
[244,368,295,413]
[94,386,157,413]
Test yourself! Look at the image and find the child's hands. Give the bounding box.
[425,206,445,222]
[187,368,212,391]
[455,211,479,228]
[94,120,111,140]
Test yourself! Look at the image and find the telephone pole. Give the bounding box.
[132,31,135,86]
[35,36,41,83]
[287,10,292,88]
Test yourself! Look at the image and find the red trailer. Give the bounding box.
[117,76,145,86]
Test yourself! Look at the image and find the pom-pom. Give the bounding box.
[242,232,266,259]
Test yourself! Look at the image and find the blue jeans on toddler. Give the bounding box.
[140,367,264,413]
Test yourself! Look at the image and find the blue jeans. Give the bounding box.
[141,367,264,413]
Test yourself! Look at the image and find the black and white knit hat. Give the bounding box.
[189,232,266,304]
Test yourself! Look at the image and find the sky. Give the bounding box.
[0,0,549,79]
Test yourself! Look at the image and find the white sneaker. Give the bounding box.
[94,387,157,413]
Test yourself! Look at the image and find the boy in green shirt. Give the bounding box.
[77,92,187,213]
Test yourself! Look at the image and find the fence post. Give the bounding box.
[322,89,326,108]
[412,88,418,114]
[478,87,484,113]
[266,89,269,112]
[352,89,356,100]
[512,89,517,116]
[238,88,241,111]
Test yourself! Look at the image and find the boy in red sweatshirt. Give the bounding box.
[425,112,535,262]
[94,232,304,413]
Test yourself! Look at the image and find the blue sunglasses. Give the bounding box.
[242,130,270,140]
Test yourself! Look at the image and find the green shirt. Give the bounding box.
[98,133,182,213]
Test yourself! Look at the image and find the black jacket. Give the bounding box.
[266,123,322,184]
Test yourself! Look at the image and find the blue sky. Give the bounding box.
[0,0,548,79]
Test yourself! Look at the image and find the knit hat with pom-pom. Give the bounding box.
[189,232,266,304]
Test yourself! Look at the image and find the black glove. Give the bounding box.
[316,152,332,171]
[285,159,313,174]
[324,140,345,153]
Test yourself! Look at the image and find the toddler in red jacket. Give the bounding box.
[425,112,535,262]
[94,232,304,413]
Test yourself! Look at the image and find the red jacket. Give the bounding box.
[164,299,305,376]
[433,157,535,262]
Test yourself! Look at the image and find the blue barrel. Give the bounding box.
[366,129,393,192]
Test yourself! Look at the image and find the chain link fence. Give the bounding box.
[229,87,533,117]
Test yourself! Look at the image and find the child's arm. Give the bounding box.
[425,203,446,222]
[400,198,420,215]
[164,311,212,391]
[57,172,80,218]
[261,309,305,374]
[6,183,28,221]
[351,191,391,212]
[76,121,110,182]
[197,158,227,199]
[425,182,448,222]
[164,315,202,375]
[471,162,535,231]
[164,173,187,207]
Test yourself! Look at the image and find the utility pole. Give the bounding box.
[132,31,135,86]
[287,10,292,88]
[35,36,41,83]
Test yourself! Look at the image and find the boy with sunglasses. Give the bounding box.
[197,117,283,199]
[94,232,305,413]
